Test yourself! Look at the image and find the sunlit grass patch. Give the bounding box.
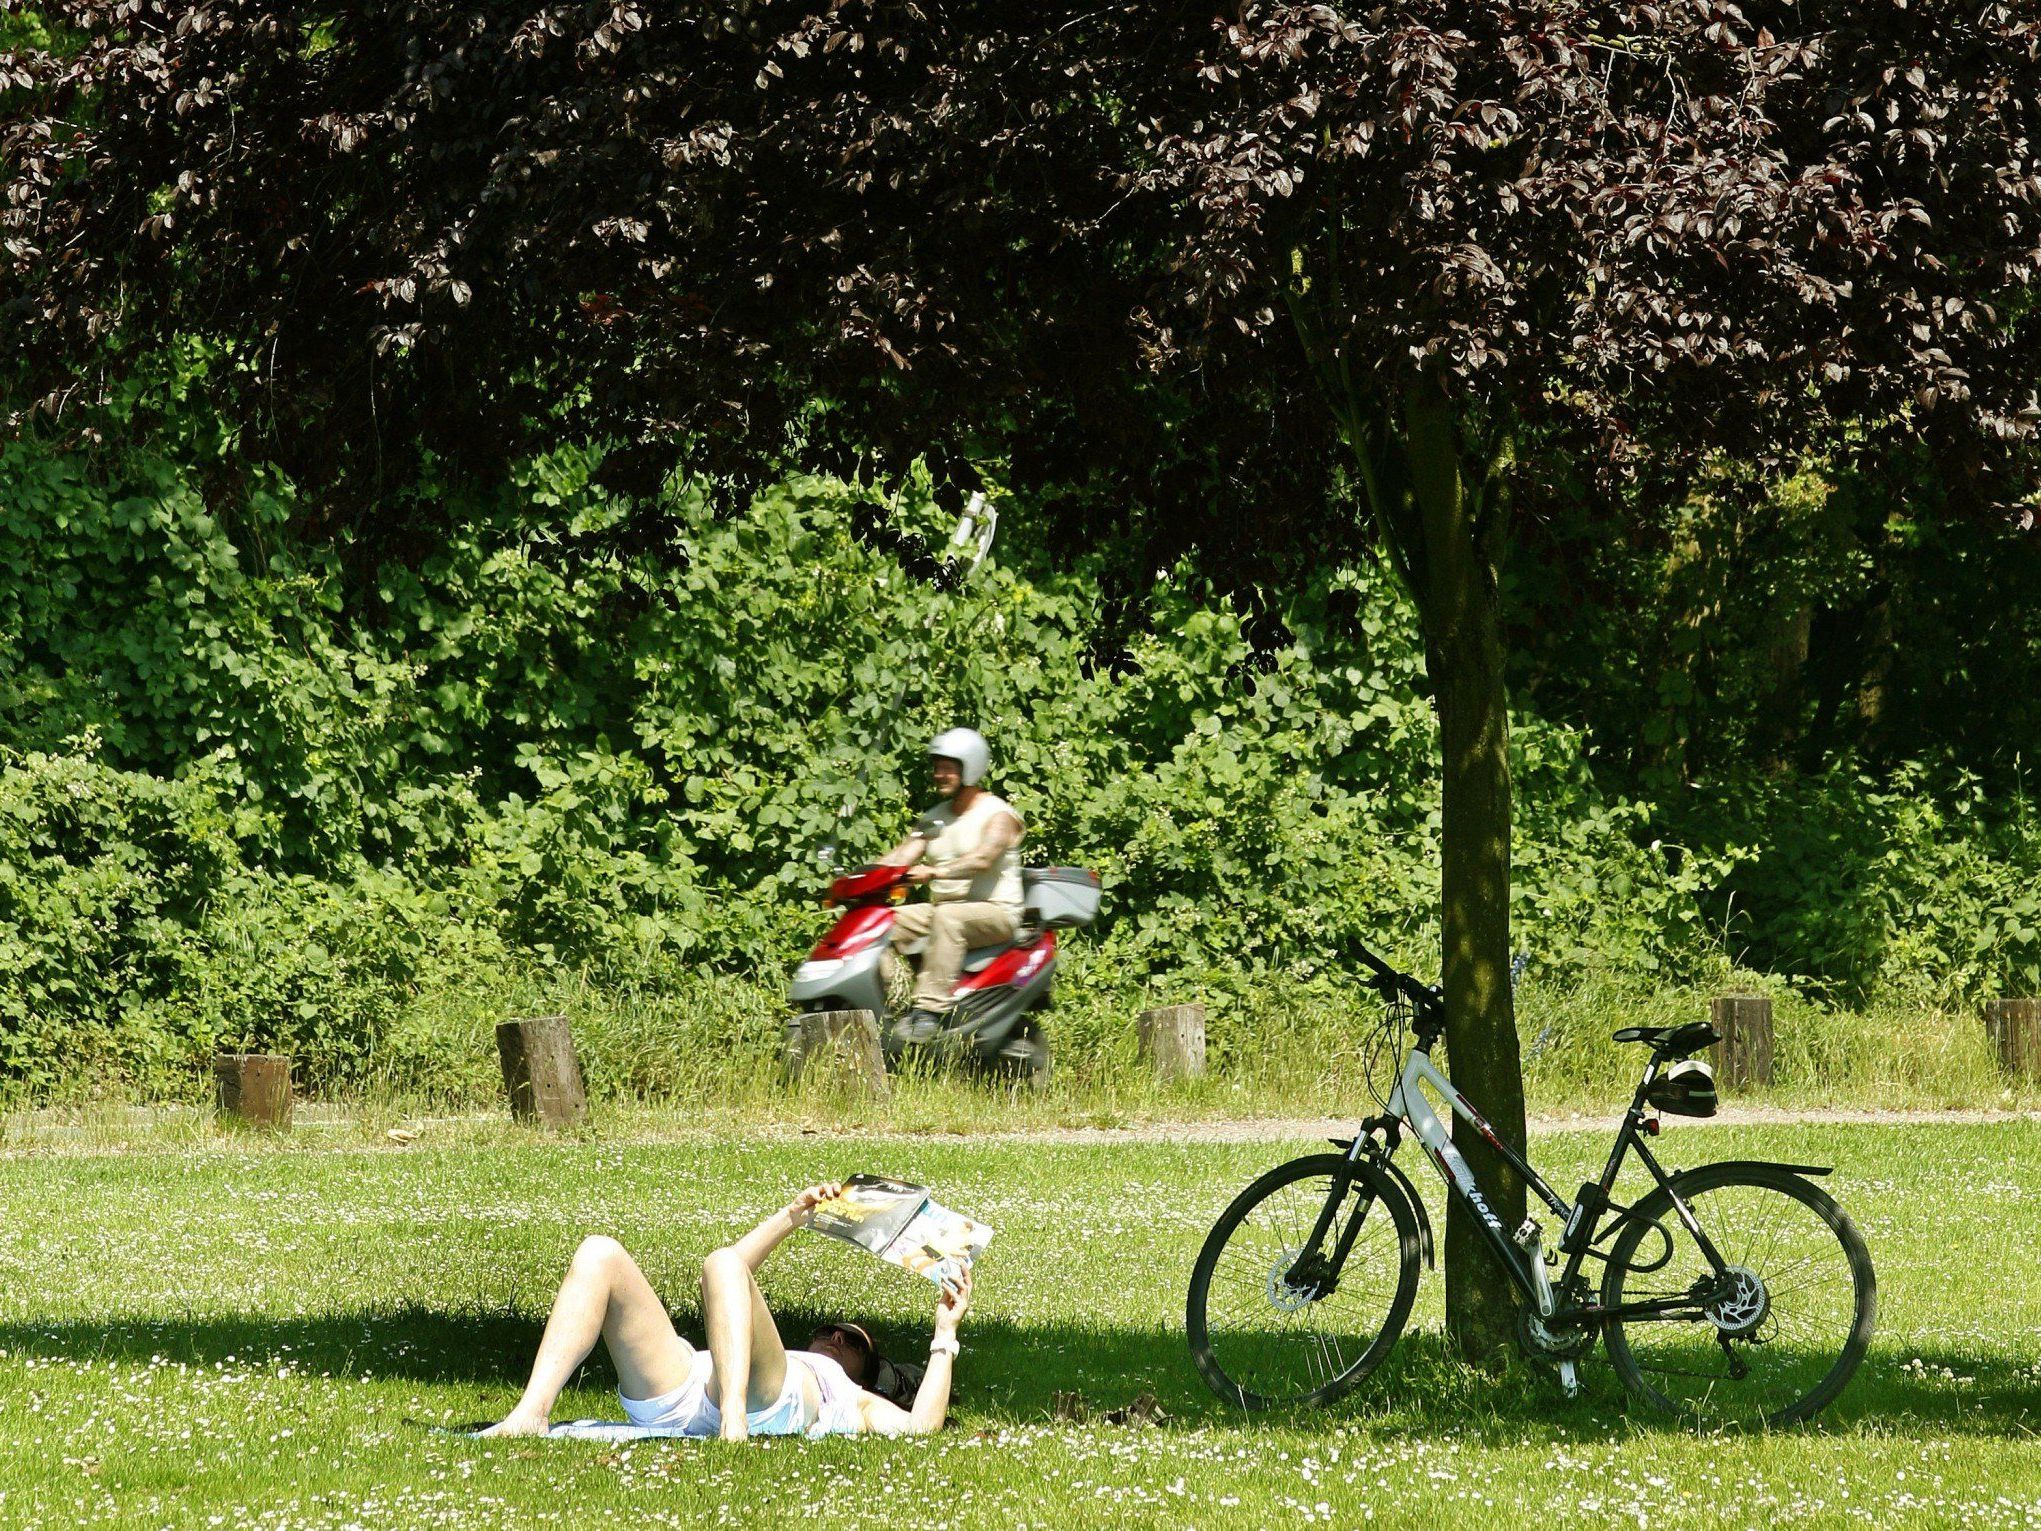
[0,1122,2036,1527]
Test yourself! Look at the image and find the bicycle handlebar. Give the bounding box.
[1348,942,1401,984]
[1351,943,1526,1001]
[1346,941,1448,1032]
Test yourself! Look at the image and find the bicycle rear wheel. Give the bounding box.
[1601,1162,1876,1427]
[1186,1153,1420,1410]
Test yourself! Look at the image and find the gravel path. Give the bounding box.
[4,1101,2034,1154]
[773,1104,2041,1144]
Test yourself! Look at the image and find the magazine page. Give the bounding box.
[806,1174,929,1259]
[887,1198,995,1286]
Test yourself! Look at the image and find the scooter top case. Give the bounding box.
[1020,866,1101,928]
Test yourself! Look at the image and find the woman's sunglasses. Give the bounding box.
[807,1323,874,1358]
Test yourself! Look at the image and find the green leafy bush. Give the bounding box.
[0,740,518,1095]
[0,360,2032,1103]
[1689,763,2041,1004]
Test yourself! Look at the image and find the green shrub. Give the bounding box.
[0,741,510,1097]
[1,359,2034,1104]
[1686,763,2041,1004]
[0,742,240,1091]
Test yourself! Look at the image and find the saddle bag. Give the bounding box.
[1644,1058,1719,1118]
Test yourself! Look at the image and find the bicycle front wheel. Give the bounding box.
[1186,1153,1420,1410]
[1602,1162,1876,1427]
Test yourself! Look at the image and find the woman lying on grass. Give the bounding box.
[482,1182,971,1440]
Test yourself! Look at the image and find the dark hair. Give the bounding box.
[865,1352,925,1409]
[809,1323,876,1383]
[810,1322,922,1406]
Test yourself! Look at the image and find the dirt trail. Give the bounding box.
[818,1105,2041,1144]
[3,1102,2032,1156]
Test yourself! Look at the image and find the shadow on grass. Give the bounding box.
[0,1307,2032,1441]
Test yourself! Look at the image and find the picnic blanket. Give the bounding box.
[543,1419,704,1442]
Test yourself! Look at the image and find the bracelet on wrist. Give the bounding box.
[929,1336,960,1358]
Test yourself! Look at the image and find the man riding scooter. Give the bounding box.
[878,728,1026,1048]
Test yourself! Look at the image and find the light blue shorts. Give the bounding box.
[617,1349,812,1437]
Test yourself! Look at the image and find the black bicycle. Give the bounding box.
[1186,947,1876,1428]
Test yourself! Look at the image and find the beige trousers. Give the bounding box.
[890,899,1020,1012]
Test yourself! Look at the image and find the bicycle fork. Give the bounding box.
[1286,1162,1379,1298]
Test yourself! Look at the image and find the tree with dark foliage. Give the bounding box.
[1111,0,2041,1359]
[6,1,2038,1359]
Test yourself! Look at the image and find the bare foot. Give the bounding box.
[477,1409,549,1438]
[718,1418,749,1443]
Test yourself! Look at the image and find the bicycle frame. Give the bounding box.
[1343,1033,1735,1330]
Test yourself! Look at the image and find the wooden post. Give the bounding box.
[1137,1004,1207,1084]
[1984,999,2041,1080]
[790,1010,890,1098]
[496,1015,588,1127]
[1709,995,1775,1090]
[213,1053,292,1128]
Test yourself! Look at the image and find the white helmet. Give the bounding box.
[928,727,991,787]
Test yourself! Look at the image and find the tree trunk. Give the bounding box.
[1405,379,1529,1369]
[1756,603,1811,771]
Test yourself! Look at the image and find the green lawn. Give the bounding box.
[1,1119,2036,1528]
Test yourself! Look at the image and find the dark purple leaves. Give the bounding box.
[1,0,2035,515]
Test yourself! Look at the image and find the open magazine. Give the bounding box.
[805,1174,994,1286]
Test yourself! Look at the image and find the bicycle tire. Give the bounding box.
[1186,1153,1421,1410]
[1601,1162,1876,1428]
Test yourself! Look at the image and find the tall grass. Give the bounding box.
[42,955,2026,1134]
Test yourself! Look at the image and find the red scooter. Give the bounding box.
[787,862,1100,1085]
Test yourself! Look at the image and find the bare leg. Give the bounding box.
[482,1235,696,1437]
[701,1247,791,1442]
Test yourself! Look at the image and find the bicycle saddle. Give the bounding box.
[1611,1021,1720,1058]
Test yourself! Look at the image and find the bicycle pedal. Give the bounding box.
[1557,1360,1580,1399]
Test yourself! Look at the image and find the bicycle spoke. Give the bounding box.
[1191,1159,1419,1408]
[1604,1168,1872,1428]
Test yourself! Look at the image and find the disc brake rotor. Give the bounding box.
[1266,1249,1320,1313]
[1705,1265,1770,1337]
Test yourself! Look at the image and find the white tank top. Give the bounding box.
[919,792,1024,914]
[793,1350,866,1437]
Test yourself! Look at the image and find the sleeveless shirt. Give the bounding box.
[918,792,1024,914]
